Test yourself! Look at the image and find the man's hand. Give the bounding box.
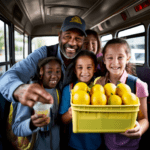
[13,83,54,107]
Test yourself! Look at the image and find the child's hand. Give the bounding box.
[31,114,50,128]
[121,121,142,139]
[68,107,72,118]
[61,107,72,124]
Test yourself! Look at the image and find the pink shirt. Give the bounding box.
[104,70,149,150]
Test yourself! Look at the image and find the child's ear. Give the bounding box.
[127,55,131,63]
[94,65,97,73]
[74,68,76,74]
[40,67,44,77]
[103,58,106,64]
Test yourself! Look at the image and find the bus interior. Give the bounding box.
[0,0,150,149]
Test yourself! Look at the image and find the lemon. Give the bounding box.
[91,92,107,105]
[35,110,49,116]
[72,90,90,105]
[122,93,140,105]
[73,82,88,92]
[116,83,131,97]
[104,83,116,98]
[108,95,122,105]
[90,84,105,95]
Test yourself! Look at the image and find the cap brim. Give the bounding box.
[61,25,87,37]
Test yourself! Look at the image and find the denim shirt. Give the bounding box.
[0,45,76,102]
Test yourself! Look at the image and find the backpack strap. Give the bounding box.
[47,44,58,57]
[126,74,138,94]
[56,89,60,104]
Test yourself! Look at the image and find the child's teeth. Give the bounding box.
[50,81,56,83]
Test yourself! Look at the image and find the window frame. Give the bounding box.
[0,15,30,77]
[14,29,29,62]
[0,17,11,73]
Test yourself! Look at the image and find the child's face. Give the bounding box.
[82,34,98,54]
[74,56,95,84]
[42,60,61,88]
[103,43,130,77]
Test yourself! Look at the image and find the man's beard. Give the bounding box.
[59,42,81,59]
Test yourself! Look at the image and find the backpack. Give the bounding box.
[7,103,31,150]
[126,74,138,94]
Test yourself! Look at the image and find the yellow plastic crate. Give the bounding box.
[71,103,140,133]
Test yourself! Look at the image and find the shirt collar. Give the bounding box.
[119,70,128,84]
[106,70,128,84]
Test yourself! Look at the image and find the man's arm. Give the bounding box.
[0,46,53,106]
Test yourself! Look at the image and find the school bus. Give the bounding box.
[0,0,150,150]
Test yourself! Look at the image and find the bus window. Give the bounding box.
[15,31,24,62]
[117,25,145,65]
[6,24,10,61]
[126,37,145,64]
[32,36,58,52]
[118,25,145,37]
[25,35,28,58]
[0,20,5,62]
[101,34,113,48]
[0,65,6,76]
[0,20,10,77]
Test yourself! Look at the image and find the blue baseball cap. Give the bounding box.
[61,15,87,36]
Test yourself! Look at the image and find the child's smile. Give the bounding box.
[75,56,95,84]
[42,60,61,88]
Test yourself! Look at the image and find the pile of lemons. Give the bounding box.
[71,82,140,105]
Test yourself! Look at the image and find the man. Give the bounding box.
[0,15,86,107]
[0,15,86,150]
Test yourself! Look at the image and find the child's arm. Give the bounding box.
[61,107,72,124]
[12,102,37,137]
[59,85,72,124]
[12,102,49,137]
[121,97,149,139]
[137,97,149,134]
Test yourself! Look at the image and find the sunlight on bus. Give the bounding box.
[32,36,58,52]
[0,20,5,63]
[118,25,145,37]
[15,31,23,62]
[101,34,113,48]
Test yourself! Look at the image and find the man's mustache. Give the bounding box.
[64,44,78,50]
